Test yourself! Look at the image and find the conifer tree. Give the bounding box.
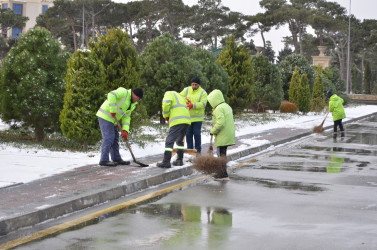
[0,27,69,141]
[89,27,148,134]
[250,55,283,111]
[88,28,140,92]
[60,49,105,150]
[310,68,326,112]
[288,66,300,104]
[297,74,311,113]
[217,35,253,112]
[140,32,202,120]
[364,61,371,94]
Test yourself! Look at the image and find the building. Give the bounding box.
[1,0,54,38]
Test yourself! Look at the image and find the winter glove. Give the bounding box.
[122,130,128,140]
[187,103,193,110]
[165,117,169,122]
[186,98,191,104]
[111,113,116,117]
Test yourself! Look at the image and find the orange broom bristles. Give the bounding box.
[192,155,228,175]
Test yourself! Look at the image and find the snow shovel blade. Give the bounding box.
[114,117,149,167]
[124,139,149,167]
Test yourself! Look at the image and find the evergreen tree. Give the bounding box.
[0,27,69,141]
[279,53,315,100]
[88,28,140,92]
[60,49,105,150]
[217,35,253,112]
[310,68,326,112]
[140,32,202,120]
[192,48,229,102]
[297,74,311,113]
[250,55,283,111]
[89,27,148,134]
[288,66,300,104]
[364,61,372,94]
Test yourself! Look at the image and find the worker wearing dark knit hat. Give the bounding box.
[327,90,346,140]
[96,87,144,167]
[179,76,208,157]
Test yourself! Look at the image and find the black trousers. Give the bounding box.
[216,146,228,157]
[333,119,344,133]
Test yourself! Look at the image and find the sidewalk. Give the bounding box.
[0,111,376,237]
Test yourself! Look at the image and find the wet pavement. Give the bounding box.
[13,116,377,249]
[0,112,376,244]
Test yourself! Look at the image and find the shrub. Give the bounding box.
[279,101,297,113]
[297,74,311,113]
[310,97,326,113]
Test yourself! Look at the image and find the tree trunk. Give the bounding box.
[83,141,88,151]
[289,21,299,54]
[299,26,304,55]
[35,126,44,142]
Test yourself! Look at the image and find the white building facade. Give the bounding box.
[1,0,54,38]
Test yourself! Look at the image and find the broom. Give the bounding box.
[313,111,329,133]
[192,134,228,176]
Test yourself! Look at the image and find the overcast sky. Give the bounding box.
[112,0,376,53]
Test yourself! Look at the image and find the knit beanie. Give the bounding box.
[133,88,144,99]
[191,76,201,85]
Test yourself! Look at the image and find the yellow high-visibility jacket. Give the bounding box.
[96,88,138,132]
[162,91,191,128]
[180,86,207,122]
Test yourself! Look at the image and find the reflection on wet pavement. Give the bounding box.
[230,174,325,192]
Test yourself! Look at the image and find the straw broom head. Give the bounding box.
[192,155,228,175]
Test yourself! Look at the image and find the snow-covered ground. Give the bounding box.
[0,105,376,188]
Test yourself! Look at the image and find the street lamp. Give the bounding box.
[346,0,351,94]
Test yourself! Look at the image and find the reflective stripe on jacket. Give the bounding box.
[96,88,138,132]
[207,89,235,147]
[162,91,191,128]
[180,86,207,122]
[329,94,346,121]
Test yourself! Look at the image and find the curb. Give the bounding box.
[0,167,194,236]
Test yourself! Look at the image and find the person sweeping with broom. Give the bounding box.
[327,90,346,140]
[207,89,235,180]
[157,86,191,168]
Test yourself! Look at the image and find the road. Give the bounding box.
[13,117,377,250]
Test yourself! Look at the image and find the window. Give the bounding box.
[12,3,23,15]
[42,5,48,14]
[2,28,7,38]
[12,27,22,38]
[2,3,8,9]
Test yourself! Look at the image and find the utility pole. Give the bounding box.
[82,5,85,48]
[346,0,351,94]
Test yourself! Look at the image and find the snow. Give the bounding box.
[0,105,376,188]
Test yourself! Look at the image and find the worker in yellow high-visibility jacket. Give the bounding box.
[179,76,207,156]
[96,87,143,167]
[157,86,191,168]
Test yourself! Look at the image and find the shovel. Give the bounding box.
[114,117,149,167]
[207,134,214,155]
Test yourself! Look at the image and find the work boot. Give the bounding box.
[157,151,172,168]
[333,133,337,139]
[213,170,229,181]
[99,161,117,167]
[196,152,201,157]
[173,149,184,166]
[341,132,345,137]
[114,159,130,165]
